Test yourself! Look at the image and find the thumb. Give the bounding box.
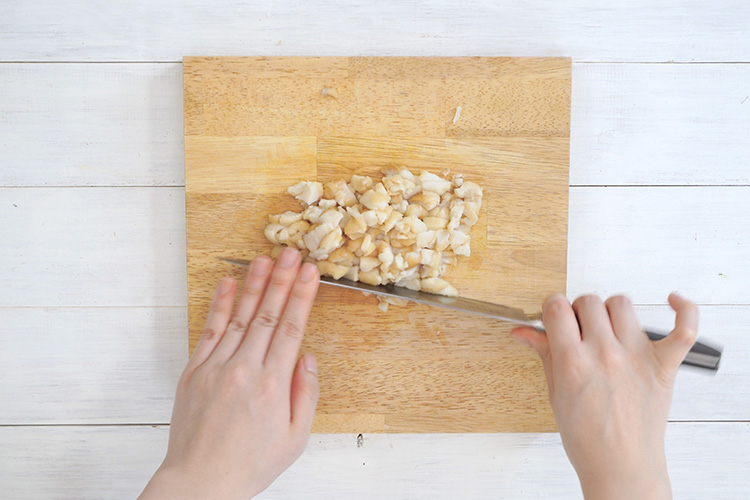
[290,353,320,433]
[510,326,554,397]
[510,326,550,359]
[653,293,699,370]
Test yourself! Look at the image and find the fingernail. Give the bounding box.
[299,262,318,283]
[219,277,234,296]
[250,256,271,276]
[278,247,299,268]
[304,354,318,375]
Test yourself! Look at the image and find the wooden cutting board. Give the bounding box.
[184,57,570,433]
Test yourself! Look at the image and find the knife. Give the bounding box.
[220,257,722,371]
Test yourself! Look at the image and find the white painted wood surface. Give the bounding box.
[2,424,749,500]
[2,1,750,62]
[0,64,185,187]
[0,307,186,424]
[570,64,750,186]
[638,306,748,420]
[567,187,750,304]
[0,188,187,307]
[2,1,750,498]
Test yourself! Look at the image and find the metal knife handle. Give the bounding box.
[643,329,722,371]
[533,319,722,371]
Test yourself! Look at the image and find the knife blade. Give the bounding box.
[220,257,722,371]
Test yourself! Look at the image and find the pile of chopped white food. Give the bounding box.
[264,166,483,311]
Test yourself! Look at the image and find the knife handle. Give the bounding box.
[532,320,722,371]
[643,329,722,371]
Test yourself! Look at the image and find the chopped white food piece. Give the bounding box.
[416,230,437,249]
[420,171,452,196]
[302,205,324,224]
[303,223,336,252]
[421,277,458,296]
[454,181,483,203]
[318,198,337,209]
[349,174,373,193]
[359,256,380,273]
[343,266,359,282]
[452,106,462,124]
[288,181,324,206]
[319,209,344,227]
[360,189,390,211]
[320,87,338,98]
[317,261,349,279]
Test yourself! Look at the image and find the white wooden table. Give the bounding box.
[1,2,749,498]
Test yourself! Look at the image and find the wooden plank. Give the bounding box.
[0,187,187,307]
[0,304,743,425]
[2,63,749,187]
[2,186,749,307]
[0,307,186,424]
[567,187,750,304]
[2,1,750,62]
[0,426,168,500]
[0,307,187,425]
[184,136,318,194]
[571,63,750,185]
[637,306,750,421]
[184,56,570,433]
[0,63,184,187]
[1,423,748,499]
[184,57,570,138]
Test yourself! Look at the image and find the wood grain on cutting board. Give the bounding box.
[184,57,570,433]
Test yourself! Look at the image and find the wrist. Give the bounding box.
[578,462,671,500]
[139,462,263,500]
[138,464,211,500]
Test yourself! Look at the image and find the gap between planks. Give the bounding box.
[0,419,750,428]
[1,420,748,428]
[4,185,750,190]
[0,423,170,428]
[2,61,750,65]
[1,303,748,308]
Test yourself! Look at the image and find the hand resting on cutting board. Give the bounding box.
[139,247,697,500]
[139,248,320,500]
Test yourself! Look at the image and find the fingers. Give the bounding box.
[290,354,320,433]
[509,326,550,359]
[605,295,646,350]
[654,293,699,370]
[510,326,554,395]
[264,262,320,373]
[186,277,236,373]
[542,293,581,357]
[209,256,273,363]
[571,294,616,347]
[239,247,303,362]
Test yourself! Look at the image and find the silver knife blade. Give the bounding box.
[219,256,722,370]
[219,257,543,329]
[320,275,546,330]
